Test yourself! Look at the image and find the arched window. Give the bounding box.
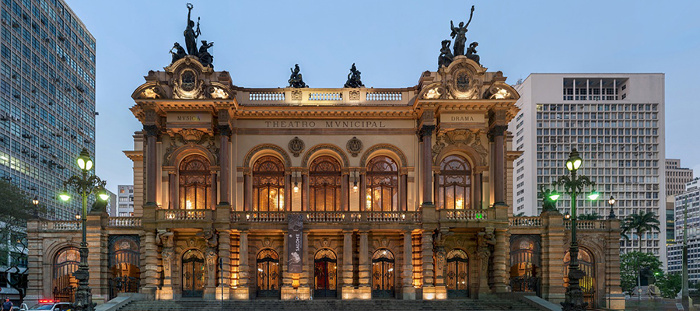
[438,155,471,209]
[366,156,398,211]
[53,247,79,302]
[253,156,285,211]
[179,155,211,210]
[309,156,341,211]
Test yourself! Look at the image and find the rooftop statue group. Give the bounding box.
[170,3,214,68]
[439,5,480,68]
[287,63,365,88]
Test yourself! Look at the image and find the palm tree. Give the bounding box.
[621,211,660,298]
[622,212,661,253]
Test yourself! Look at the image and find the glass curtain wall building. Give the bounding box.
[0,0,96,220]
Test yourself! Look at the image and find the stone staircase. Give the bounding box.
[119,298,541,311]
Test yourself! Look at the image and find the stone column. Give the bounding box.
[402,231,415,299]
[341,171,349,211]
[284,173,291,211]
[491,228,508,293]
[473,171,483,209]
[218,230,231,300]
[204,246,218,299]
[233,231,250,299]
[86,212,108,304]
[421,230,435,299]
[302,173,310,211]
[243,170,251,211]
[218,124,231,205]
[301,232,311,288]
[342,231,354,298]
[210,171,218,209]
[541,211,566,303]
[360,171,367,210]
[141,230,159,298]
[489,125,508,206]
[144,124,159,205]
[400,173,408,211]
[358,231,371,298]
[159,231,174,299]
[420,125,435,205]
[168,171,178,209]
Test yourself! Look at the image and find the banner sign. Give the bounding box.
[287,214,303,273]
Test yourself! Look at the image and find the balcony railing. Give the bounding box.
[230,211,421,224]
[156,209,211,221]
[439,209,492,221]
[509,216,543,227]
[108,217,142,227]
[564,220,607,230]
[38,221,81,231]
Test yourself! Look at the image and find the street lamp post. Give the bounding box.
[59,148,109,311]
[551,149,598,311]
[607,196,616,219]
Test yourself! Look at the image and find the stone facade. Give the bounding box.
[26,56,623,309]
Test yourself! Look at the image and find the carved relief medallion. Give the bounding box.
[349,89,360,100]
[288,137,305,157]
[291,89,303,101]
[455,71,470,92]
[181,70,196,92]
[346,137,363,157]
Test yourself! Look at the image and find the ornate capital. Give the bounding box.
[217,124,232,137]
[419,125,436,138]
[143,124,159,137]
[487,125,508,140]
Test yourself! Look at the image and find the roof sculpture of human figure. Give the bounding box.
[344,63,364,88]
[288,64,308,88]
[450,5,475,56]
[170,42,186,63]
[184,3,201,55]
[198,40,214,68]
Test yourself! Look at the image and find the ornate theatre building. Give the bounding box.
[25,7,624,310]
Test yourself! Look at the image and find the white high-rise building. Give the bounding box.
[116,184,134,216]
[668,178,700,279]
[510,73,666,264]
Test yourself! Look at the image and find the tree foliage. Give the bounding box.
[620,251,661,295]
[0,179,44,304]
[655,272,682,299]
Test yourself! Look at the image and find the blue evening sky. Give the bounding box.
[63,0,700,193]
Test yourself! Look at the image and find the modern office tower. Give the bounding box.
[667,178,700,281]
[666,159,693,196]
[0,0,96,220]
[116,184,134,216]
[510,73,666,261]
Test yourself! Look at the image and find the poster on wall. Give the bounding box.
[288,214,303,273]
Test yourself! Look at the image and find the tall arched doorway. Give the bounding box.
[564,248,596,309]
[108,236,140,299]
[314,249,337,298]
[181,249,205,298]
[256,249,280,298]
[371,249,395,299]
[509,235,541,296]
[446,249,469,298]
[52,247,79,302]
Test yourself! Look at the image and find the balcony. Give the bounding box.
[229,210,421,224]
[108,217,142,228]
[156,209,212,221]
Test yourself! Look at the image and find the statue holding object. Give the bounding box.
[450,5,475,56]
[288,64,308,88]
[184,3,201,55]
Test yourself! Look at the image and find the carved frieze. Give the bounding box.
[432,129,488,164]
[163,130,219,165]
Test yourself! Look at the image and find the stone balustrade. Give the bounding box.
[38,221,81,231]
[240,88,413,106]
[108,217,142,227]
[229,210,421,224]
[439,209,492,221]
[509,216,542,227]
[564,219,607,230]
[156,209,211,221]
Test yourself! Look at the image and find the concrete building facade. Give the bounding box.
[668,178,700,281]
[509,74,666,263]
[0,0,96,220]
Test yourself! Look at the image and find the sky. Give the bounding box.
[62,0,700,194]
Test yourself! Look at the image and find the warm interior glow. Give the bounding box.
[366,195,372,210]
[455,198,464,209]
[293,182,299,193]
[353,182,358,193]
[186,200,192,209]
